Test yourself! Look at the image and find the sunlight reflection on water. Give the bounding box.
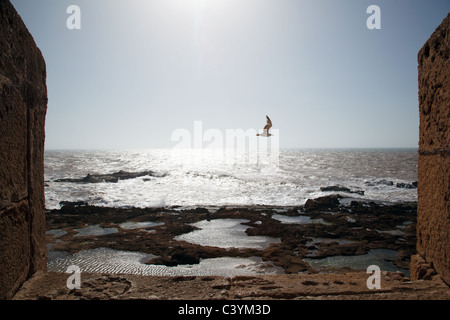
[175,219,281,249]
[44,149,418,209]
[47,247,284,276]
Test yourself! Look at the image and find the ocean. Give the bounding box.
[44,148,418,210]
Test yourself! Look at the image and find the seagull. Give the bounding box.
[257,115,272,137]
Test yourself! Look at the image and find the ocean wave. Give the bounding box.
[44,149,418,209]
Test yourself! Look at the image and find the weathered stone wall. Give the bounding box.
[0,0,47,299]
[411,13,450,285]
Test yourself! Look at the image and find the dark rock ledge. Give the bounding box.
[45,194,417,275]
[54,170,167,183]
[320,185,365,195]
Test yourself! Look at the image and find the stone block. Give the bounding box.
[0,0,47,299]
[415,13,450,285]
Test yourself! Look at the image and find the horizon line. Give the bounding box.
[44,146,419,152]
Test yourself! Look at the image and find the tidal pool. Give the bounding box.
[305,237,358,246]
[46,229,67,238]
[119,221,164,230]
[74,224,118,237]
[175,219,281,249]
[272,214,328,225]
[47,247,283,276]
[304,248,410,277]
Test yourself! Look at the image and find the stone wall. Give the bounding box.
[411,13,450,285]
[0,0,47,299]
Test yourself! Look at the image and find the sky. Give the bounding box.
[10,0,450,150]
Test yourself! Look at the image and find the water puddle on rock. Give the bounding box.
[46,229,68,238]
[74,224,118,237]
[306,237,358,246]
[175,219,281,249]
[304,248,410,277]
[47,247,283,276]
[119,221,164,230]
[272,214,329,225]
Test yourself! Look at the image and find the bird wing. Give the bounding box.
[263,115,272,130]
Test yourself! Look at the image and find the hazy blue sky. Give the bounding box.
[10,0,450,149]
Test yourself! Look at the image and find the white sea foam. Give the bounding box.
[44,149,418,209]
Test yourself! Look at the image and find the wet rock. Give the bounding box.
[172,252,200,265]
[55,170,167,183]
[262,244,311,274]
[320,185,364,195]
[59,201,88,207]
[148,254,200,267]
[304,195,341,212]
[314,241,369,258]
[150,246,202,266]
[347,200,380,214]
[364,179,394,186]
[396,182,417,189]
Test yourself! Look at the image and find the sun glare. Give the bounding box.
[169,0,231,12]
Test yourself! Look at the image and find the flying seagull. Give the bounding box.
[257,115,272,137]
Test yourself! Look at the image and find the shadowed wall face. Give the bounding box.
[0,0,47,299]
[414,13,450,284]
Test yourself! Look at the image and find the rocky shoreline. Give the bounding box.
[14,193,450,300]
[45,194,417,276]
